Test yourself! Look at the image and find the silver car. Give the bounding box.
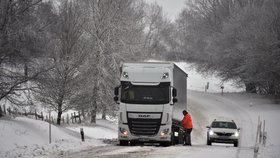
[206,120,240,147]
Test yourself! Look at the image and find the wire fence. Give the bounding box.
[0,104,86,125]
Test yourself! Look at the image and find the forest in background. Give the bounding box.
[0,0,279,125]
[177,0,280,96]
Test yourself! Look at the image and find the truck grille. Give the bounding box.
[127,113,162,136]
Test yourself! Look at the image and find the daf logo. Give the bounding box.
[138,114,150,118]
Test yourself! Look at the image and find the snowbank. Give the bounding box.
[0,117,116,158]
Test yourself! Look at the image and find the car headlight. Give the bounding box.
[209,130,214,135]
[119,127,128,135]
[234,131,239,137]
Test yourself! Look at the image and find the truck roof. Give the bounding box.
[121,62,188,76]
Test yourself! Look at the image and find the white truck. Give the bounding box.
[114,62,188,146]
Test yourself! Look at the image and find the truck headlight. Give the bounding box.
[162,72,169,79]
[123,72,129,78]
[209,130,214,136]
[160,129,169,136]
[119,127,128,135]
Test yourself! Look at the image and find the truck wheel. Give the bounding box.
[207,140,212,145]
[234,141,238,147]
[160,141,171,147]
[129,141,137,146]
[119,140,128,146]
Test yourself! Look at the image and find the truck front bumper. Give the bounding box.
[118,124,172,142]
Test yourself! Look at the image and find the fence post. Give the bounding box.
[7,107,11,115]
[74,112,76,123]
[41,112,43,120]
[62,116,65,124]
[3,104,6,114]
[35,109,37,120]
[78,111,81,124]
[67,113,69,124]
[82,108,85,120]
[0,105,3,117]
[71,113,74,123]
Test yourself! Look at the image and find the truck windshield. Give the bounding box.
[121,81,170,104]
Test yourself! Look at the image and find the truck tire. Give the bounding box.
[160,141,171,147]
[207,139,212,145]
[129,141,137,146]
[207,136,212,145]
[119,140,128,146]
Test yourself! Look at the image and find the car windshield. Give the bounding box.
[211,121,237,129]
[120,81,170,104]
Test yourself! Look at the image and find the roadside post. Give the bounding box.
[205,82,209,92]
[49,111,51,144]
[221,86,224,95]
[80,128,85,142]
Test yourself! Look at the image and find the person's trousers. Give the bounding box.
[184,128,192,145]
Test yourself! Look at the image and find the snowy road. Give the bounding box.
[54,90,277,158]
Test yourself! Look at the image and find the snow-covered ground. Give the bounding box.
[176,62,244,93]
[0,117,111,158]
[1,90,279,158]
[0,62,279,157]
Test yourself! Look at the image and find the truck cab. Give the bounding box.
[114,62,187,146]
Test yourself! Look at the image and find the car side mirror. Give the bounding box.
[172,98,178,103]
[172,88,177,97]
[114,87,119,96]
[237,128,241,131]
[206,126,211,129]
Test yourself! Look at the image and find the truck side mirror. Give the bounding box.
[172,88,177,97]
[114,87,119,96]
[172,98,178,103]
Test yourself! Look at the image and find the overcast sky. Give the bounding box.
[144,0,186,21]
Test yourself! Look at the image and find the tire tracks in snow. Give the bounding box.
[187,90,255,158]
[54,145,153,158]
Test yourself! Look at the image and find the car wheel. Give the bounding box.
[234,141,238,147]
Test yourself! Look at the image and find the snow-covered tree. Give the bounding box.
[177,0,280,97]
[34,0,87,125]
[0,0,54,106]
[71,0,146,123]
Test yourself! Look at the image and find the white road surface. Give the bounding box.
[54,90,280,158]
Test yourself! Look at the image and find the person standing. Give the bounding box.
[181,110,193,146]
